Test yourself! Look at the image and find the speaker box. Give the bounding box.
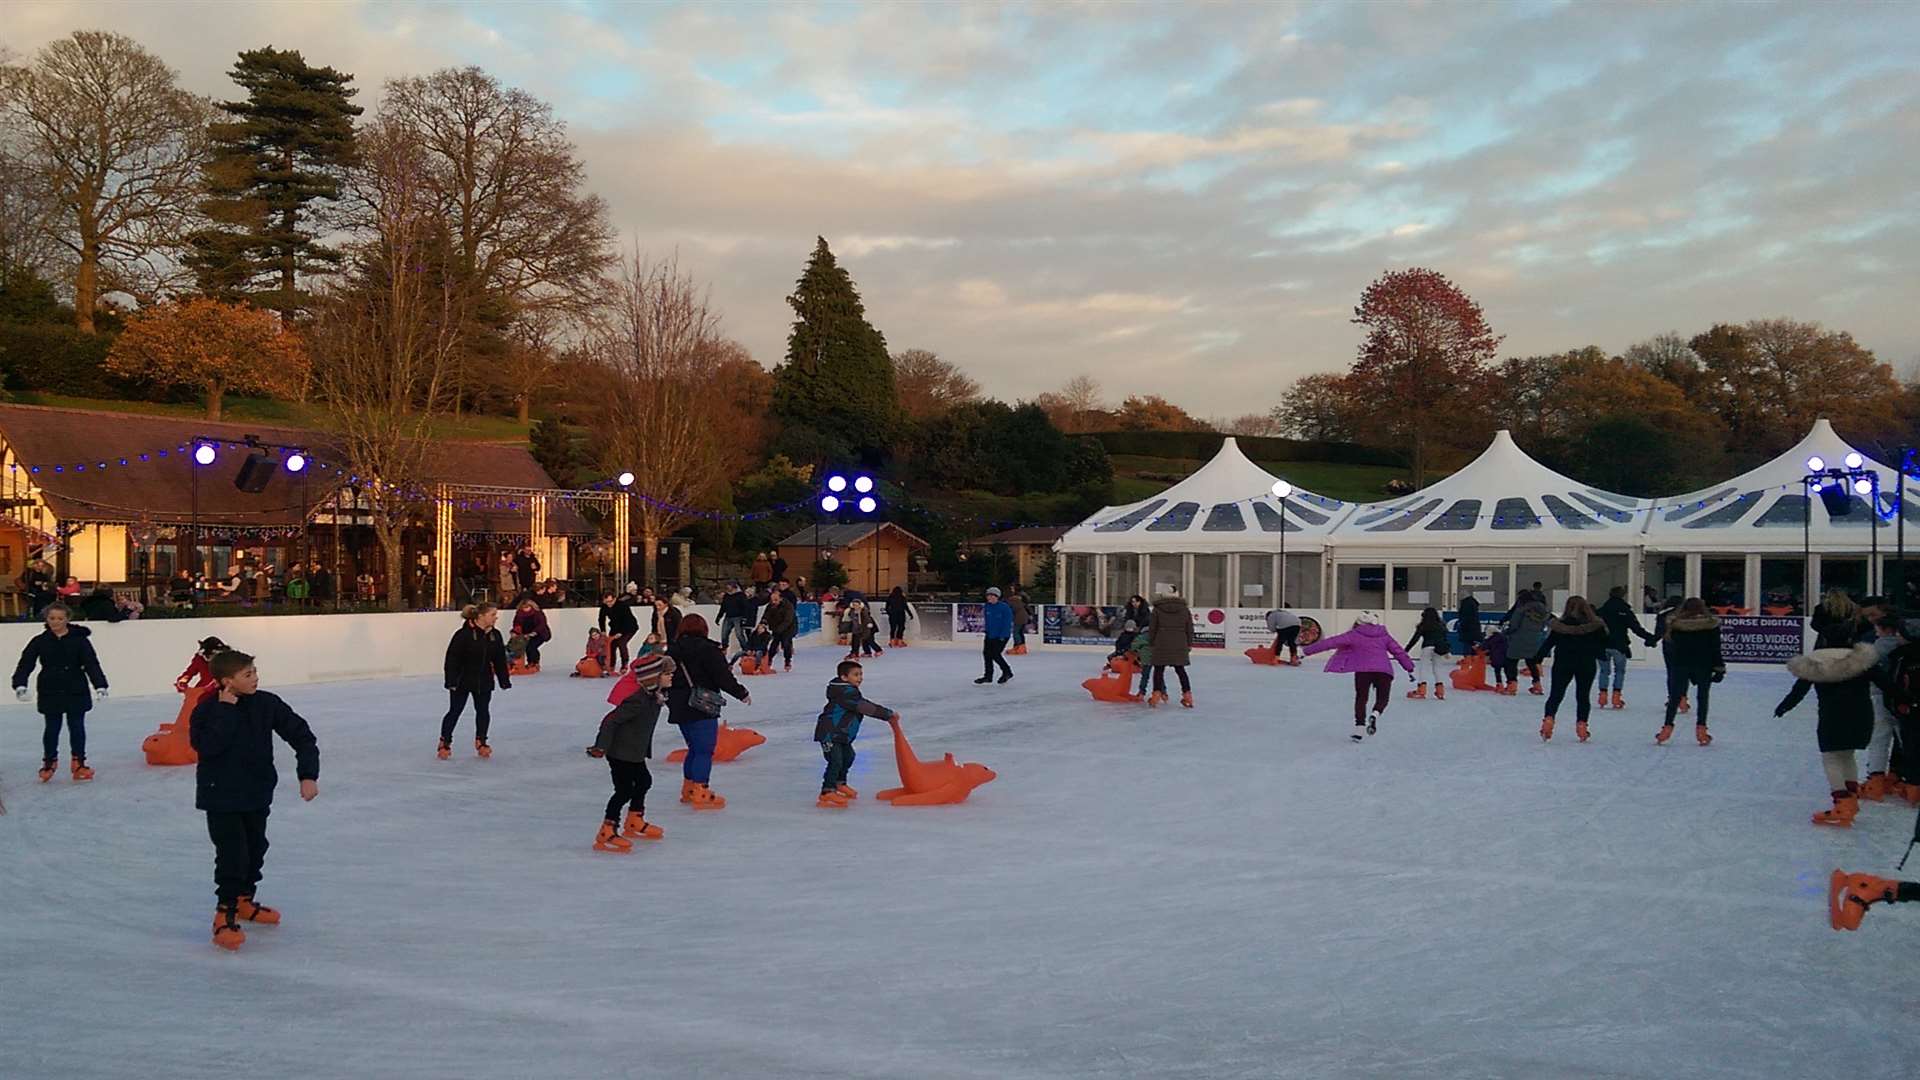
[234,450,279,493]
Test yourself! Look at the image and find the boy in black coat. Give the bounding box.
[189,650,320,951]
[813,660,897,808]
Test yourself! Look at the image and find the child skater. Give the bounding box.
[1775,626,1889,827]
[814,659,899,808]
[176,636,228,693]
[11,602,108,782]
[1484,627,1512,694]
[1106,619,1140,670]
[189,650,319,951]
[1303,611,1414,742]
[587,643,673,852]
[441,602,512,760]
[1404,607,1451,700]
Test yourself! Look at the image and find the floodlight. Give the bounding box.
[285,453,307,473]
[1806,456,1825,472]
[1271,480,1294,499]
[617,471,635,488]
[827,475,848,492]
[1845,452,1864,469]
[857,496,877,514]
[853,475,874,494]
[1854,477,1873,496]
[193,442,218,466]
[820,495,841,513]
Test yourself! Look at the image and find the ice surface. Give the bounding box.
[2,647,1917,1079]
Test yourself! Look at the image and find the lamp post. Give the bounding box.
[1271,479,1293,606]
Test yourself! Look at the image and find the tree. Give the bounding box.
[1221,413,1286,437]
[186,47,362,316]
[1689,319,1905,460]
[1622,331,1702,398]
[105,297,305,419]
[1114,394,1208,431]
[891,347,980,420]
[1347,267,1503,484]
[528,418,591,489]
[770,237,896,453]
[309,122,464,612]
[591,250,734,586]
[1271,372,1365,441]
[0,31,214,332]
[707,341,774,473]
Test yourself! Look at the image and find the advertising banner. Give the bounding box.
[1042,606,1330,652]
[1718,615,1805,664]
[1044,605,1122,646]
[796,602,822,637]
[955,603,1040,638]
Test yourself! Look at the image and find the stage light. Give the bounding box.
[853,475,874,494]
[1271,480,1294,499]
[193,442,218,466]
[1845,452,1864,469]
[617,471,635,488]
[820,495,841,513]
[285,453,307,473]
[827,475,848,493]
[1806,456,1825,472]
[857,496,877,514]
[1854,477,1874,496]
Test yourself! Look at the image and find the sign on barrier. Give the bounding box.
[1045,605,1122,645]
[1718,615,1804,663]
[795,601,822,636]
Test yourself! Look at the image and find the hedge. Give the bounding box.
[0,322,117,397]
[1086,430,1408,468]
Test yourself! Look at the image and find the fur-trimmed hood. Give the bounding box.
[1548,617,1606,635]
[1667,613,1720,634]
[1786,644,1878,684]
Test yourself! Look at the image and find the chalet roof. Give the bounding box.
[965,526,1071,546]
[776,521,930,550]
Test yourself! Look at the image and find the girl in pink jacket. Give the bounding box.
[1303,611,1416,741]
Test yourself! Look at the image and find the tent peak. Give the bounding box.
[1810,418,1835,437]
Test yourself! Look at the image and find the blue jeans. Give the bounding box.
[1597,649,1627,692]
[718,616,741,652]
[679,717,717,784]
[42,711,85,760]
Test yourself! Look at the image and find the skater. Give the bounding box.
[441,602,512,759]
[1595,586,1657,709]
[717,583,750,655]
[976,586,1015,685]
[1129,625,1155,698]
[587,643,673,852]
[1107,619,1141,668]
[512,599,552,668]
[732,622,773,669]
[760,589,798,671]
[189,650,319,951]
[1810,589,1870,646]
[574,628,612,678]
[665,615,751,810]
[1146,585,1195,707]
[176,636,229,693]
[1861,612,1908,802]
[1505,593,1551,695]
[1456,594,1484,655]
[1829,872,1920,930]
[1303,611,1415,741]
[1403,607,1451,699]
[598,589,640,674]
[884,586,913,647]
[1776,626,1891,827]
[841,599,882,659]
[813,659,899,808]
[1485,627,1512,694]
[1266,605,1303,665]
[11,602,108,782]
[1119,594,1151,636]
[650,597,681,645]
[1007,585,1031,654]
[1537,596,1608,742]
[1658,598,1724,744]
[513,545,540,596]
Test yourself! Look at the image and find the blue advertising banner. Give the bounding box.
[955,602,1039,637]
[795,602,822,636]
[1045,605,1122,645]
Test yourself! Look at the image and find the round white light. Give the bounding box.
[193,443,217,466]
[854,475,874,494]
[285,453,307,473]
[1854,477,1873,496]
[617,471,635,488]
[1270,480,1294,499]
[1806,456,1825,472]
[827,475,848,492]
[857,496,877,514]
[1845,452,1864,469]
[820,495,841,513]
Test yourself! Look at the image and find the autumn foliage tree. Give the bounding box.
[1113,394,1209,432]
[891,347,980,421]
[1686,319,1904,461]
[106,297,306,419]
[1348,268,1502,484]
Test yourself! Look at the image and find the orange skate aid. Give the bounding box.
[874,718,996,806]
[1449,651,1491,692]
[1244,646,1285,666]
[143,684,209,766]
[664,723,767,764]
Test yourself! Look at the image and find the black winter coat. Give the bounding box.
[664,633,749,726]
[598,598,640,637]
[761,599,797,636]
[652,605,681,642]
[190,689,320,813]
[1596,596,1655,657]
[1456,597,1483,648]
[1405,623,1451,655]
[1663,615,1724,673]
[1540,617,1609,671]
[445,624,511,693]
[594,694,661,762]
[1777,645,1887,752]
[884,594,910,623]
[718,592,751,621]
[12,625,108,715]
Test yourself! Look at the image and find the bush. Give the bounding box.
[811,557,849,591]
[1086,430,1407,467]
[0,322,118,396]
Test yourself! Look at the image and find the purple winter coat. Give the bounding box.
[1303,623,1415,675]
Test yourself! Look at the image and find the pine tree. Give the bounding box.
[771,237,896,452]
[186,47,362,316]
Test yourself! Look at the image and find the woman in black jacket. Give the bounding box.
[884,586,913,647]
[1776,627,1891,826]
[1595,586,1657,710]
[651,598,681,644]
[12,602,108,781]
[597,590,640,674]
[441,603,512,759]
[1538,596,1608,742]
[1456,595,1484,654]
[1659,598,1724,744]
[665,614,750,810]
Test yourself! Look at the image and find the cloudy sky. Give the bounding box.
[11,1,1919,416]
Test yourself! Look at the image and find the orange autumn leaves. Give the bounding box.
[105,298,307,420]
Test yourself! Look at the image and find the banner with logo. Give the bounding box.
[1718,615,1805,663]
[796,602,822,637]
[1044,605,1122,646]
[955,602,1040,638]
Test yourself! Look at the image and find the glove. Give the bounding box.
[585,746,606,759]
[14,687,27,702]
[95,688,108,700]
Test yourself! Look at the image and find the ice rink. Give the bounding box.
[2,644,1917,1079]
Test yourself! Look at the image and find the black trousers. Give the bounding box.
[983,637,1012,679]
[763,631,795,664]
[441,687,493,743]
[1152,665,1191,694]
[1270,627,1300,656]
[206,809,270,908]
[822,740,854,791]
[1543,663,1596,722]
[41,711,86,760]
[605,758,651,821]
[523,631,550,666]
[887,614,905,641]
[1665,667,1712,726]
[607,632,632,672]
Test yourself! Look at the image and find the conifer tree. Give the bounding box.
[186,47,361,316]
[771,237,896,454]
